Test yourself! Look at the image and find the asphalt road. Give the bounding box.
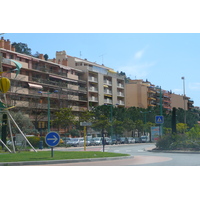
[38,143,200,166]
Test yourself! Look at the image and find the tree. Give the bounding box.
[176,123,188,134]
[134,120,144,138]
[44,54,49,61]
[32,51,40,58]
[186,124,200,141]
[90,105,111,136]
[2,111,37,135]
[12,42,32,55]
[52,107,76,134]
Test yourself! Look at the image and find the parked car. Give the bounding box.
[86,139,91,146]
[105,137,112,145]
[66,138,84,147]
[120,137,126,144]
[111,137,120,145]
[140,136,149,143]
[134,137,140,143]
[89,138,96,146]
[126,137,135,144]
[93,137,102,145]
[62,137,71,144]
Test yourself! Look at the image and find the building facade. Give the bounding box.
[0,38,88,134]
[125,79,194,111]
[58,51,125,109]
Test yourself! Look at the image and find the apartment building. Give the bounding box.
[125,79,194,111]
[0,38,87,134]
[57,51,126,109]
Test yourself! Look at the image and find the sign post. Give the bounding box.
[155,115,164,136]
[80,122,92,151]
[45,132,60,157]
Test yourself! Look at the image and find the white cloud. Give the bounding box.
[172,88,182,94]
[133,46,148,60]
[115,61,156,79]
[134,49,145,60]
[188,82,200,91]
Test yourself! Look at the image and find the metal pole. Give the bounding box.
[4,94,15,153]
[159,87,163,136]
[182,77,186,124]
[110,105,113,137]
[84,126,86,151]
[47,93,50,133]
[0,139,12,153]
[51,147,54,157]
[0,52,2,72]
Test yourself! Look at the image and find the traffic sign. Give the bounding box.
[80,122,92,126]
[155,115,164,124]
[45,132,60,147]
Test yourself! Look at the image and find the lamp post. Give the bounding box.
[38,90,58,133]
[181,77,186,124]
[140,110,151,137]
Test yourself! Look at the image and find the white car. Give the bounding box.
[66,138,84,147]
[93,137,102,145]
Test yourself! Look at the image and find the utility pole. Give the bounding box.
[181,77,186,124]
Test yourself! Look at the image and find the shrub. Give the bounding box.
[156,133,200,150]
[27,136,41,148]
[156,134,173,150]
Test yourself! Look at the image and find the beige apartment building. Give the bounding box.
[57,51,126,108]
[0,38,88,134]
[126,79,194,111]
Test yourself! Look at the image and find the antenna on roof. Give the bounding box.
[80,51,82,58]
[99,53,106,65]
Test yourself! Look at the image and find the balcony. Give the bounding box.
[89,96,98,102]
[117,83,124,88]
[104,80,112,86]
[117,100,125,105]
[104,89,112,95]
[89,76,98,82]
[89,86,98,92]
[104,99,112,104]
[117,92,124,97]
[11,87,29,95]
[11,73,28,81]
[12,100,29,107]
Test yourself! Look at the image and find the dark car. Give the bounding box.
[89,138,96,146]
[120,137,126,144]
[134,137,140,143]
[111,137,121,145]
[105,137,112,145]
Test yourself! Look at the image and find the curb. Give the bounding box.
[148,149,200,154]
[0,155,134,166]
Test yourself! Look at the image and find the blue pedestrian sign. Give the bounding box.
[45,132,60,147]
[155,115,164,124]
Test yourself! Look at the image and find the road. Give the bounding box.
[36,143,200,166]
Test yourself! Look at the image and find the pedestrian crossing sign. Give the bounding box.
[155,115,164,124]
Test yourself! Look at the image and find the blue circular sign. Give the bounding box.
[45,132,60,147]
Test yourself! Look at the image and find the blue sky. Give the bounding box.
[3,33,200,107]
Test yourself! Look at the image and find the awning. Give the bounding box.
[28,83,43,89]
[108,69,116,73]
[49,75,77,83]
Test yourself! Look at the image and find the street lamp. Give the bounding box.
[181,77,186,124]
[38,90,58,133]
[140,111,151,136]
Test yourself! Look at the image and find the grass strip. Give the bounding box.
[0,151,129,163]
